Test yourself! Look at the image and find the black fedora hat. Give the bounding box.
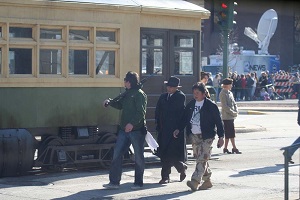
[164,76,182,87]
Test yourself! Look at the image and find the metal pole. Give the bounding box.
[222,29,229,78]
[283,149,289,200]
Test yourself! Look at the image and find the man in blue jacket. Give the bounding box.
[174,82,224,191]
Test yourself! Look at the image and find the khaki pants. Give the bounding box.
[189,134,214,183]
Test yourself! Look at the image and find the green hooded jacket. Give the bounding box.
[110,88,147,131]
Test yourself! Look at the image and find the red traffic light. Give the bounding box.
[221,3,228,9]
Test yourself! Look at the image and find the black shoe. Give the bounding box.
[180,163,188,182]
[159,179,170,184]
[180,172,186,182]
[223,148,232,154]
[288,158,294,164]
[232,148,242,154]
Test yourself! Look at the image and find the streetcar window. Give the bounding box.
[96,50,115,75]
[40,49,62,74]
[174,35,194,48]
[9,48,32,74]
[96,31,115,42]
[40,29,62,40]
[141,33,164,75]
[9,27,32,38]
[69,49,89,75]
[174,50,193,75]
[142,35,163,46]
[142,48,163,74]
[174,34,195,75]
[0,27,2,38]
[69,30,89,40]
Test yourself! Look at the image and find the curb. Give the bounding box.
[238,110,267,115]
[235,125,266,133]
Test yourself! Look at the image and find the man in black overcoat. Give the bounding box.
[155,76,187,184]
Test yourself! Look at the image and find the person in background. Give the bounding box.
[246,74,253,101]
[102,71,147,190]
[200,72,211,99]
[219,78,241,154]
[207,72,213,86]
[240,74,247,101]
[235,74,242,101]
[286,100,300,164]
[155,76,187,184]
[259,71,268,90]
[231,72,238,101]
[174,82,224,191]
[260,88,270,101]
[213,74,221,102]
[250,72,257,100]
[254,72,260,99]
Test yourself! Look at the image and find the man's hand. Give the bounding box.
[125,123,133,133]
[173,129,179,138]
[217,137,224,148]
[103,99,110,108]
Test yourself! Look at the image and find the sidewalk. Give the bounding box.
[218,99,298,114]
[0,112,298,200]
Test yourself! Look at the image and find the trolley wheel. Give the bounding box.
[38,137,65,171]
[97,133,117,168]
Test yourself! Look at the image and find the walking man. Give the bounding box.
[102,71,147,190]
[200,71,211,98]
[155,76,187,184]
[174,82,224,191]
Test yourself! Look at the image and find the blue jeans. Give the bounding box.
[288,136,300,158]
[109,129,146,186]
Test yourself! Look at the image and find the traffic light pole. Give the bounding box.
[222,28,229,78]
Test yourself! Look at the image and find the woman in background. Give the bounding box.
[219,78,241,154]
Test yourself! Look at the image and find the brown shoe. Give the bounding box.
[198,180,213,190]
[187,179,199,191]
[159,179,170,184]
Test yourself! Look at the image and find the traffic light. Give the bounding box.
[228,1,238,29]
[217,1,237,30]
[217,1,229,28]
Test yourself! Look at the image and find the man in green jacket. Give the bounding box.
[102,71,147,190]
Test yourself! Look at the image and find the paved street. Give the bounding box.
[0,100,299,200]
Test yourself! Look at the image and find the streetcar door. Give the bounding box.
[169,31,200,102]
[140,28,200,132]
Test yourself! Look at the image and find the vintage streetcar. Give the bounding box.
[0,0,209,177]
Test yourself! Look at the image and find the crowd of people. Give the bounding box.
[100,69,300,192]
[207,70,300,102]
[102,71,243,192]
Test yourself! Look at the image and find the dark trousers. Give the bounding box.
[160,158,186,180]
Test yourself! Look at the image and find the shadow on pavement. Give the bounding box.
[0,164,161,189]
[52,184,191,200]
[229,163,300,177]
